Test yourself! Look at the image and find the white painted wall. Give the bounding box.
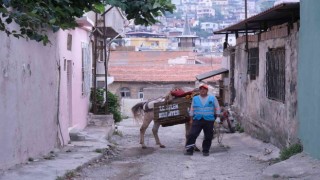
[121,98,144,118]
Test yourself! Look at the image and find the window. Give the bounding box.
[247,48,259,80]
[266,48,285,102]
[67,34,72,51]
[138,88,144,99]
[120,87,131,98]
[81,42,91,96]
[97,81,105,88]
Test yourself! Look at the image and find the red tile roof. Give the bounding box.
[108,51,222,82]
[109,64,221,82]
[109,51,198,65]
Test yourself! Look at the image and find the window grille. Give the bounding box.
[248,47,259,80]
[266,48,285,102]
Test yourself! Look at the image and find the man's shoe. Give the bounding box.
[184,151,193,156]
[203,152,209,156]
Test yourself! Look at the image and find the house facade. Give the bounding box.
[0,7,125,169]
[56,24,93,138]
[215,2,300,149]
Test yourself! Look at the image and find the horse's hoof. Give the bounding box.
[160,145,166,148]
[142,146,147,149]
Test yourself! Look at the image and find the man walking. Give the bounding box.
[185,83,221,156]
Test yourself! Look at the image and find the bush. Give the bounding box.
[90,88,122,123]
[280,143,303,160]
[235,122,244,133]
[90,88,105,114]
[107,91,122,123]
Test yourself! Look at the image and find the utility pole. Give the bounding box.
[245,0,247,19]
[245,0,248,52]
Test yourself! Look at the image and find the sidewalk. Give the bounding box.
[263,152,320,179]
[0,126,113,180]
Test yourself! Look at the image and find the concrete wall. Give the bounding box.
[298,0,320,159]
[0,28,59,169]
[232,31,299,149]
[120,99,143,118]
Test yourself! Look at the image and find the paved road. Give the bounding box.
[73,118,284,180]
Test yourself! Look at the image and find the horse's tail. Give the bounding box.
[131,102,145,122]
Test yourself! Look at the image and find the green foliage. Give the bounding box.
[90,88,122,123]
[90,88,105,114]
[95,148,103,153]
[235,123,244,133]
[0,0,175,45]
[191,25,212,38]
[280,143,303,161]
[64,170,76,179]
[107,91,122,123]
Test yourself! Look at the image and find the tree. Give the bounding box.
[0,0,175,45]
[191,25,211,38]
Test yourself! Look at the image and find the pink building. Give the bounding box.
[0,7,125,170]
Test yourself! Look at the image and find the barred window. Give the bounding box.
[248,48,259,80]
[266,48,285,102]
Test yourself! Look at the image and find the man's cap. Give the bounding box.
[199,84,208,90]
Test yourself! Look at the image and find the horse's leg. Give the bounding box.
[140,112,153,149]
[152,121,165,148]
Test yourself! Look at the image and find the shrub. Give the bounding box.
[107,91,122,123]
[90,88,122,123]
[280,143,303,160]
[235,123,244,133]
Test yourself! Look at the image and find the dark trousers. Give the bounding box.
[185,119,214,153]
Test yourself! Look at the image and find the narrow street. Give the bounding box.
[74,118,282,180]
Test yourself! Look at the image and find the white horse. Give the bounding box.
[131,97,192,149]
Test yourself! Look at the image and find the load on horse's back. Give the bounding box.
[131,88,195,149]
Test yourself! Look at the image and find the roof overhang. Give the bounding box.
[214,2,300,35]
[94,27,123,39]
[196,68,229,81]
[76,16,95,28]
